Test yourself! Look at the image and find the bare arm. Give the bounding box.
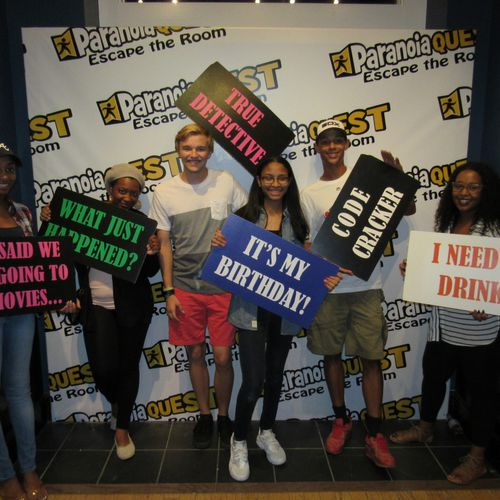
[157,228,184,321]
[381,150,416,216]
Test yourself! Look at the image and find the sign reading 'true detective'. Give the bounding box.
[175,61,294,175]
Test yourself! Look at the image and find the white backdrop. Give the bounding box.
[22,26,475,424]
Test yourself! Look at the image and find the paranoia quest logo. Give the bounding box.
[330,29,476,84]
[97,58,284,131]
[287,102,391,162]
[143,340,239,374]
[407,157,467,204]
[96,79,190,129]
[34,148,186,208]
[29,108,73,157]
[383,298,431,333]
[51,26,227,66]
[279,343,412,405]
[438,87,472,120]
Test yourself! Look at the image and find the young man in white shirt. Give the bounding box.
[301,119,415,468]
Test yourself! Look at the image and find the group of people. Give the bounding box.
[0,117,498,497]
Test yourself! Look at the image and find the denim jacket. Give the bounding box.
[227,209,303,336]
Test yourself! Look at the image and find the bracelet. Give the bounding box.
[163,287,175,298]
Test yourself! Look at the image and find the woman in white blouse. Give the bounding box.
[391,162,500,485]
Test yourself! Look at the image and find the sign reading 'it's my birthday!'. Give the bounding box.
[175,62,294,174]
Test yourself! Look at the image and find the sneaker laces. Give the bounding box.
[261,431,280,451]
[332,420,348,436]
[232,440,247,463]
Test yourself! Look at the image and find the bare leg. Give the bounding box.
[212,345,234,416]
[361,358,383,418]
[187,343,210,413]
[0,477,25,499]
[324,354,345,407]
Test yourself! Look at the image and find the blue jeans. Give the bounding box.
[0,314,36,481]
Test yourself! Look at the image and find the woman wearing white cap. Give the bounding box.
[43,163,160,461]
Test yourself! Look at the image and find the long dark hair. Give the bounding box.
[434,161,500,234]
[236,156,309,243]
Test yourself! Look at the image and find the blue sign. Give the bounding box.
[201,214,339,328]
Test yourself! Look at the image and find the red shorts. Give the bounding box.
[168,288,235,347]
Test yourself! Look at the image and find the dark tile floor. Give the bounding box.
[35,419,500,489]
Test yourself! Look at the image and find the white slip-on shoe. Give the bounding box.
[115,434,135,460]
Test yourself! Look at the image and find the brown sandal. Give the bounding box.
[22,472,48,500]
[23,487,48,500]
[0,477,27,500]
[389,424,433,444]
[447,454,487,485]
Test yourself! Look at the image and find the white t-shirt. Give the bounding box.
[149,169,247,293]
[301,167,382,293]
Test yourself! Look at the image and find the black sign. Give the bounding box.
[176,61,294,174]
[311,154,420,280]
[39,188,157,283]
[0,237,75,316]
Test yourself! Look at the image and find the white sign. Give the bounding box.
[404,231,500,315]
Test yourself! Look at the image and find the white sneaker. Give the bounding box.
[229,434,250,481]
[256,429,286,465]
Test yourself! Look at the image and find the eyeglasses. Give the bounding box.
[451,182,483,193]
[260,175,290,185]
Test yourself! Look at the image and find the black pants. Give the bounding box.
[83,305,150,430]
[233,310,293,441]
[421,338,500,447]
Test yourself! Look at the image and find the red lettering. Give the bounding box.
[452,276,468,298]
[437,274,452,296]
[189,91,209,111]
[432,242,441,264]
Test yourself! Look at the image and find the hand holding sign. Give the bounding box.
[39,188,157,283]
[203,215,339,327]
[403,231,500,315]
[212,225,342,292]
[311,154,420,280]
[381,150,416,215]
[0,237,75,316]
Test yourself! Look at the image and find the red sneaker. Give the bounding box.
[365,433,396,468]
[326,418,352,455]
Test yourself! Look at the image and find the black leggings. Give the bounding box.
[83,305,150,430]
[421,338,500,447]
[233,310,293,441]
